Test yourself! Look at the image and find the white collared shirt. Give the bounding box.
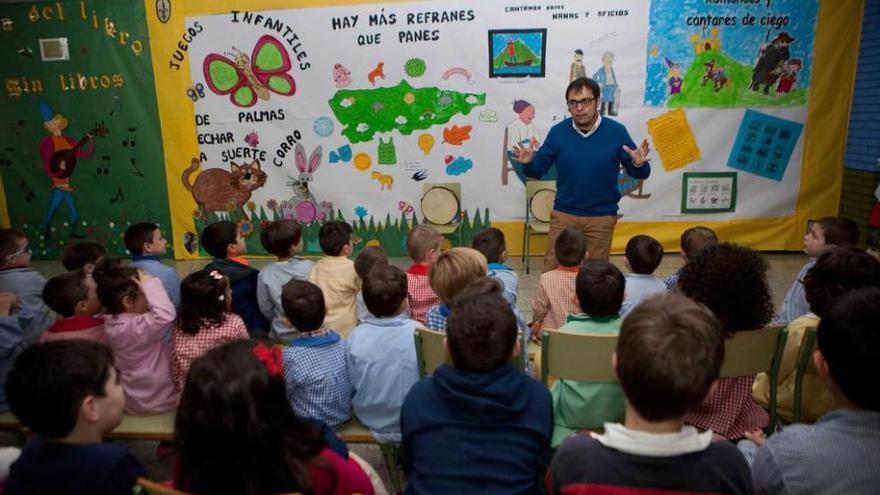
[572,114,602,138]
[592,422,714,457]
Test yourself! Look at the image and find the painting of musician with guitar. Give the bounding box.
[37,101,105,239]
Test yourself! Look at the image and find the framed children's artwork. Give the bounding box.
[487,28,547,78]
[681,172,737,214]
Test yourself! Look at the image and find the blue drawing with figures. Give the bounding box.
[727,109,803,182]
[644,0,817,107]
[490,30,546,76]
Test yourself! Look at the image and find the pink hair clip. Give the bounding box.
[209,270,223,280]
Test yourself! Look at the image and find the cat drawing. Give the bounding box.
[182,159,267,217]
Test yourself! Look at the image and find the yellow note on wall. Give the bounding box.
[647,109,701,172]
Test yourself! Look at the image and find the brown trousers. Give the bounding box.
[543,210,617,272]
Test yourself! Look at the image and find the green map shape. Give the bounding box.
[667,50,806,108]
[492,40,541,69]
[329,80,485,143]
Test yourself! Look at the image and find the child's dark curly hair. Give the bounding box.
[91,257,141,315]
[677,243,774,333]
[178,269,230,335]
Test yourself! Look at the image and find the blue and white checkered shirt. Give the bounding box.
[424,304,449,331]
[663,269,681,292]
[752,409,880,494]
[282,329,352,427]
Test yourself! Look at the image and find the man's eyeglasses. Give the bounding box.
[566,97,596,109]
[4,245,30,262]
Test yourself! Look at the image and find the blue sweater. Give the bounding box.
[525,117,650,217]
[401,364,553,495]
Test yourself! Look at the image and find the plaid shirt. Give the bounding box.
[407,264,440,325]
[171,313,248,392]
[685,375,768,440]
[663,269,681,292]
[531,267,579,330]
[282,329,352,427]
[424,304,449,332]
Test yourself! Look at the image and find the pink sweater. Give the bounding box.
[103,278,178,415]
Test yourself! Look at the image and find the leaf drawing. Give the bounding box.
[442,125,472,145]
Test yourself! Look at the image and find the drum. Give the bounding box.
[421,186,460,225]
[529,188,555,223]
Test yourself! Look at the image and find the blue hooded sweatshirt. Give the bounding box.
[401,363,553,495]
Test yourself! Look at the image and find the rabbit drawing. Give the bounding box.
[280,143,333,224]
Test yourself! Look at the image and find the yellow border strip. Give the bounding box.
[145,0,864,258]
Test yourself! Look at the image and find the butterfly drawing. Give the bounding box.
[398,201,414,214]
[202,35,296,108]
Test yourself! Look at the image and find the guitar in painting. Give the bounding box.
[48,125,109,179]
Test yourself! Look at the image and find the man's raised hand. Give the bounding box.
[622,138,651,165]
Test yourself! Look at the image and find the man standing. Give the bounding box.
[513,78,650,270]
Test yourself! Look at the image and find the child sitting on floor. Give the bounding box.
[40,271,107,344]
[257,219,315,339]
[61,241,106,274]
[93,258,177,415]
[202,220,268,336]
[531,227,585,333]
[309,221,359,337]
[546,294,751,495]
[125,222,181,308]
[5,340,146,493]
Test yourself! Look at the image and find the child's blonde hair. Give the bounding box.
[406,225,442,263]
[429,247,487,303]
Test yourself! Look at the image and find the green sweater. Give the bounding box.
[550,313,625,446]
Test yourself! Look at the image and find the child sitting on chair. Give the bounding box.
[347,264,420,442]
[550,259,627,447]
[425,247,487,331]
[5,340,146,493]
[752,246,880,424]
[125,222,181,308]
[531,227,585,333]
[664,226,717,291]
[402,279,552,494]
[405,225,443,325]
[677,243,774,440]
[353,246,388,323]
[778,217,859,323]
[547,294,751,494]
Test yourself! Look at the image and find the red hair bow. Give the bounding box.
[253,344,283,377]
